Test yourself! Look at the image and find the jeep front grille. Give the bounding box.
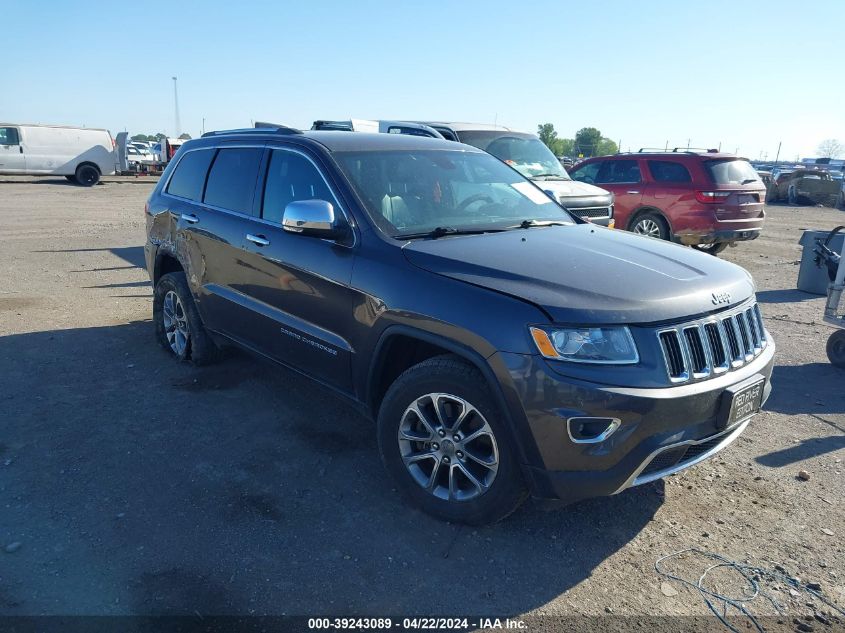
[657,301,767,384]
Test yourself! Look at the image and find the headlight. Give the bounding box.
[529,326,639,364]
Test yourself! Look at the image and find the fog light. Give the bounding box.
[567,417,621,444]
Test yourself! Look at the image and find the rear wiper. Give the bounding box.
[396,226,505,240]
[741,178,759,185]
[507,219,569,230]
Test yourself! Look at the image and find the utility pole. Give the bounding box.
[687,138,691,150]
[202,117,206,135]
[774,141,782,164]
[172,76,181,138]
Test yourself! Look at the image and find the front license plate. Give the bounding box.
[718,376,765,429]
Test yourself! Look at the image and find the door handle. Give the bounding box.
[180,213,200,224]
[246,233,270,247]
[19,146,23,154]
[626,190,640,194]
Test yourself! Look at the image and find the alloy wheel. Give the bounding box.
[162,290,190,356]
[397,393,499,501]
[634,218,662,238]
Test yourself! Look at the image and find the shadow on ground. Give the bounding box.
[764,363,845,417]
[0,322,661,616]
[33,246,145,269]
[756,288,821,304]
[756,362,845,468]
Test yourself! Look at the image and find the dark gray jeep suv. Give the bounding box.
[144,127,775,525]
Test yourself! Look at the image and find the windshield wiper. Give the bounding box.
[531,173,567,180]
[396,226,505,240]
[507,219,569,230]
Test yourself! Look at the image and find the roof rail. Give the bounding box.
[201,124,301,138]
[636,147,722,154]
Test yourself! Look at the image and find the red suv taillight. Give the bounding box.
[695,191,731,204]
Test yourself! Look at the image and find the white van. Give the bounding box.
[0,124,117,186]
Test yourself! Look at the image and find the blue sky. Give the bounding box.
[3,0,843,160]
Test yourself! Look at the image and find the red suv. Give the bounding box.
[568,151,766,254]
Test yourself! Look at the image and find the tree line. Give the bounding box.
[537,124,618,158]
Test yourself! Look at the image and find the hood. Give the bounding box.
[402,225,754,324]
[535,178,611,202]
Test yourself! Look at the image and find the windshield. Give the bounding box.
[335,150,573,238]
[706,159,761,185]
[455,131,571,180]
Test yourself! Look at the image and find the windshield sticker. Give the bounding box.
[511,181,552,205]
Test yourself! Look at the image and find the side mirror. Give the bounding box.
[282,199,346,239]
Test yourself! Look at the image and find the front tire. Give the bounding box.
[377,356,527,525]
[74,163,100,187]
[153,272,221,365]
[826,330,845,368]
[631,212,669,240]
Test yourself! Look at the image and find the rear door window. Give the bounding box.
[166,149,215,200]
[203,148,264,214]
[648,160,692,183]
[706,159,760,185]
[261,150,339,224]
[596,160,641,184]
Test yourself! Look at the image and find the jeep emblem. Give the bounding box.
[711,291,732,306]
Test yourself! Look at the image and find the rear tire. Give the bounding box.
[826,330,845,369]
[153,272,221,365]
[630,212,669,240]
[377,356,527,525]
[692,242,728,256]
[74,163,100,187]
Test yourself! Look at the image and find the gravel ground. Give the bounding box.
[0,178,843,626]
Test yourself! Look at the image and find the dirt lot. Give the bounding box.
[0,178,843,626]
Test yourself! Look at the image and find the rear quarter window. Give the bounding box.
[166,149,215,200]
[706,159,760,185]
[203,148,264,214]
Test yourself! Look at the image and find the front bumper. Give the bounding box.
[496,338,775,504]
